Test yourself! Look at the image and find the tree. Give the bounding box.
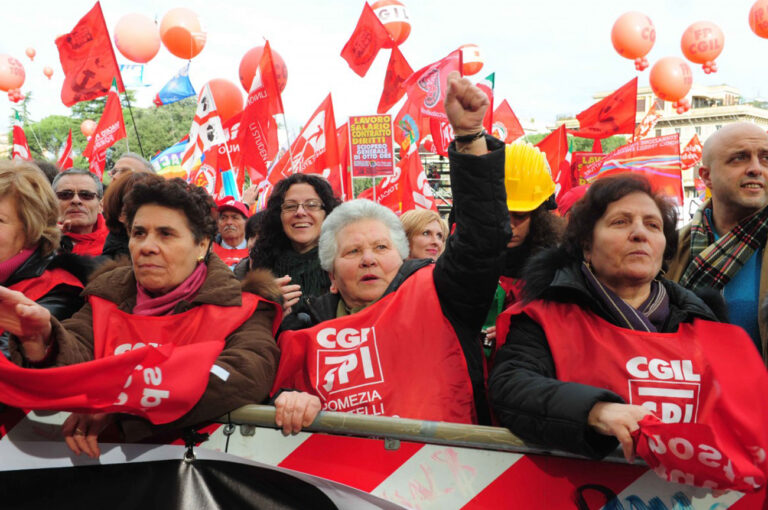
[524,132,628,154]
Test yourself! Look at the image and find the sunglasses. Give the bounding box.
[55,190,98,201]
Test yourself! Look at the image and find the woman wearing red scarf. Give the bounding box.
[0,177,281,459]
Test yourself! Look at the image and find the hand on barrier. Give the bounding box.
[274,391,322,436]
[62,412,113,459]
[588,402,652,463]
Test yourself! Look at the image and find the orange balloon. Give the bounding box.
[202,79,243,123]
[159,8,206,59]
[0,54,25,92]
[25,47,35,61]
[750,0,768,38]
[43,66,53,79]
[114,13,161,63]
[81,120,97,138]
[460,44,484,76]
[611,12,655,60]
[681,21,724,65]
[372,0,411,48]
[649,57,693,102]
[239,46,288,93]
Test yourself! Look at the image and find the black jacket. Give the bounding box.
[101,231,130,259]
[1,249,97,360]
[281,135,511,424]
[488,248,722,459]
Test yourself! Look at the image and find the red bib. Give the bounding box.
[273,266,477,424]
[213,243,249,267]
[498,300,768,491]
[0,292,275,425]
[498,276,522,310]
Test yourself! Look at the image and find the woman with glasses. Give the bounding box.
[0,161,93,361]
[249,174,341,313]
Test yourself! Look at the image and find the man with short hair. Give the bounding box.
[668,122,768,361]
[213,197,250,268]
[108,152,155,180]
[52,168,108,257]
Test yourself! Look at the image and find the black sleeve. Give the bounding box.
[488,313,625,459]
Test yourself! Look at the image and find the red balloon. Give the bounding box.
[43,66,53,79]
[0,54,25,92]
[114,13,161,63]
[372,0,411,48]
[202,79,243,123]
[81,120,97,137]
[650,57,693,103]
[159,8,206,59]
[239,46,288,93]
[25,47,35,61]
[459,44,484,76]
[611,12,655,60]
[750,0,768,38]
[681,21,724,72]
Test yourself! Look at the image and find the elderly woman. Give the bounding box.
[488,174,731,461]
[400,209,449,261]
[0,161,93,361]
[272,71,511,433]
[249,174,342,311]
[0,178,280,458]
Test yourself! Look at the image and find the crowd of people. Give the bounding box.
[0,72,766,476]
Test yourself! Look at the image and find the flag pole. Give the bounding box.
[122,91,144,157]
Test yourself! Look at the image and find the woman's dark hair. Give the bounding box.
[527,202,565,250]
[251,174,341,269]
[245,210,266,241]
[123,177,217,243]
[103,172,162,233]
[563,173,678,261]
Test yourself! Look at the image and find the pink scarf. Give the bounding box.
[133,262,208,316]
[0,247,36,285]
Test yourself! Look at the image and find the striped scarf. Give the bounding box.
[679,201,768,290]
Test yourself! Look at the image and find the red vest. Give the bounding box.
[498,300,768,491]
[0,292,277,425]
[498,276,522,309]
[213,242,249,267]
[273,266,477,424]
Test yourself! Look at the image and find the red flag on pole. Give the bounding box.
[633,101,662,141]
[567,77,637,139]
[336,123,353,200]
[340,2,392,77]
[476,72,495,133]
[535,125,570,200]
[238,40,284,183]
[681,134,703,169]
[82,78,127,177]
[55,2,124,107]
[492,99,525,143]
[399,149,437,213]
[377,46,413,114]
[57,129,74,170]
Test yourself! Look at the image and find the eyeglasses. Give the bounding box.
[281,200,324,213]
[55,190,99,201]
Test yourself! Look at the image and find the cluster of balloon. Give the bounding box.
[160,8,206,59]
[43,66,53,80]
[750,0,768,38]
[611,12,655,71]
[650,57,693,113]
[0,54,25,93]
[25,47,35,61]
[239,46,288,93]
[459,44,484,76]
[203,79,243,123]
[7,88,24,103]
[114,13,161,63]
[372,0,411,47]
[681,21,724,74]
[80,119,96,138]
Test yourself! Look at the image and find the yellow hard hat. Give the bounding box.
[504,142,556,212]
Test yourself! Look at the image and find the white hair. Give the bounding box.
[319,199,409,272]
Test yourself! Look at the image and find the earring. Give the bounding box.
[197,254,205,263]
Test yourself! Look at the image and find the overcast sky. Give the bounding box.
[1,0,765,135]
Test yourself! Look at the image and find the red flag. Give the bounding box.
[633,101,662,141]
[181,84,227,176]
[239,41,284,183]
[681,134,703,169]
[55,2,124,107]
[340,2,392,77]
[378,46,413,114]
[358,168,402,214]
[492,99,525,143]
[476,72,495,133]
[400,149,437,213]
[57,129,74,170]
[394,50,462,153]
[82,78,127,177]
[11,126,31,161]
[336,123,353,201]
[193,114,245,199]
[429,117,454,157]
[535,125,570,200]
[568,77,637,139]
[268,94,342,196]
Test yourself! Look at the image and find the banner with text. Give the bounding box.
[348,114,395,177]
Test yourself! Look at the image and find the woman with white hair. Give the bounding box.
[272,72,512,433]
